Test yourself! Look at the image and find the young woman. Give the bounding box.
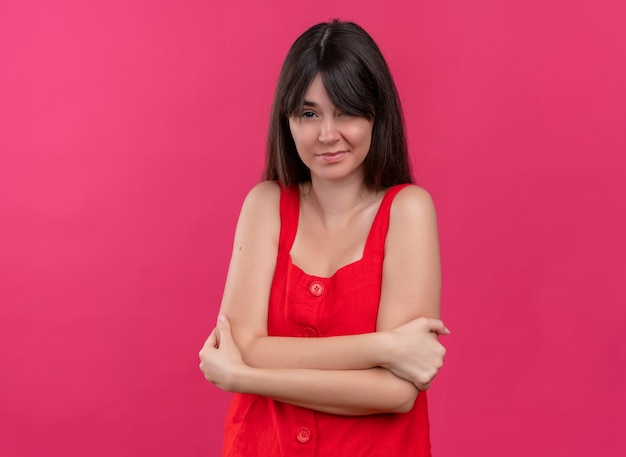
[199,20,449,456]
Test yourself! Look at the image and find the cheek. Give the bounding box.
[289,124,315,150]
[288,120,302,142]
[288,120,298,143]
[347,123,373,149]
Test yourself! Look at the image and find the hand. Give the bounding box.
[198,315,247,392]
[381,317,449,390]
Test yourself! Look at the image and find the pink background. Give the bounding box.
[1,0,625,455]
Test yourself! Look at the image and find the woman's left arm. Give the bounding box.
[376,185,444,388]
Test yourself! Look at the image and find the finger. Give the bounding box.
[207,328,218,348]
[214,326,221,348]
[217,314,230,328]
[199,329,218,355]
[425,318,451,335]
[216,315,233,344]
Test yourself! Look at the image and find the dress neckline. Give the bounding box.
[287,185,397,279]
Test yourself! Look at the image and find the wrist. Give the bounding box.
[375,331,394,368]
[228,364,253,393]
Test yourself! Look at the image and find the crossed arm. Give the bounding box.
[199,181,448,416]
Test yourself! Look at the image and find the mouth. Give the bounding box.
[317,151,348,162]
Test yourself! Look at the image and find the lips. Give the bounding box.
[318,151,348,163]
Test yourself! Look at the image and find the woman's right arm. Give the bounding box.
[217,181,445,381]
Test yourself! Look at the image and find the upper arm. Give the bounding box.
[376,185,441,331]
[218,181,281,347]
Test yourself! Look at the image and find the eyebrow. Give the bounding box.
[303,100,318,107]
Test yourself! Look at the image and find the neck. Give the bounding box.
[304,174,376,221]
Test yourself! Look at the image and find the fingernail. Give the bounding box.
[217,315,226,323]
[444,327,451,334]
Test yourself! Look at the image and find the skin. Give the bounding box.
[199,74,448,415]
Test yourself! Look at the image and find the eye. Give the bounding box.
[301,111,317,119]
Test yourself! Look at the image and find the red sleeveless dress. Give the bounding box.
[222,184,431,456]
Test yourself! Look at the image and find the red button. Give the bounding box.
[296,427,311,443]
[309,281,324,296]
[303,327,317,337]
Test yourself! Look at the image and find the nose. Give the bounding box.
[318,117,340,144]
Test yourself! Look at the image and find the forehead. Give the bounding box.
[303,74,333,106]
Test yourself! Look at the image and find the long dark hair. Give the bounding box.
[263,20,414,190]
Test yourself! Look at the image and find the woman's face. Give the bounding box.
[288,74,373,183]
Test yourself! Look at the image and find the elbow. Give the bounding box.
[239,339,258,367]
[392,387,419,414]
[371,368,419,414]
[239,335,269,368]
[385,380,419,414]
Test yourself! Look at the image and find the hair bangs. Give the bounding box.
[281,65,317,118]
[320,57,376,119]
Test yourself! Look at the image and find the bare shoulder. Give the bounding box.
[229,181,280,252]
[389,185,437,230]
[239,181,281,222]
[242,180,281,209]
